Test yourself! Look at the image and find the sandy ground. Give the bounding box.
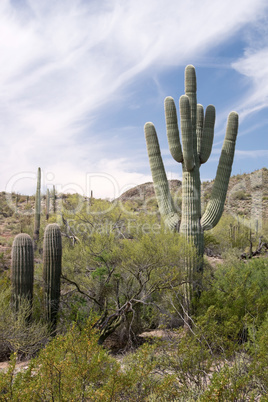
[0,360,30,373]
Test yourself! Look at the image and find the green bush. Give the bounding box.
[60,202,195,343]
[0,317,121,401]
[208,214,251,252]
[248,312,268,395]
[200,358,259,401]
[0,283,49,360]
[0,318,183,401]
[196,258,268,353]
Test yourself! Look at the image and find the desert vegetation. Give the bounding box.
[0,172,267,400]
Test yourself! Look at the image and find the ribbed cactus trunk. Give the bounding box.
[43,223,62,331]
[33,167,41,248]
[11,233,34,315]
[145,65,238,323]
[180,167,204,313]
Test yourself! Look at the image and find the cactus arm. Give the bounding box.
[180,95,195,172]
[164,96,183,163]
[196,104,204,156]
[201,111,239,231]
[185,65,197,133]
[200,105,216,164]
[144,122,180,230]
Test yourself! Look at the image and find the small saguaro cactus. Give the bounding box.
[46,188,50,221]
[33,167,41,247]
[144,65,238,316]
[43,223,62,330]
[11,233,34,313]
[52,185,56,214]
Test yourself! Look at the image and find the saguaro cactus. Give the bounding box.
[11,233,34,313]
[144,65,238,315]
[33,167,41,247]
[46,188,50,221]
[43,223,62,330]
[52,185,56,214]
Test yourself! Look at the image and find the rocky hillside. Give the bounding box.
[119,168,268,221]
[202,168,268,221]
[0,168,267,271]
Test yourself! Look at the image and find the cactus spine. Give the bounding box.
[11,233,34,313]
[43,223,62,330]
[144,65,238,317]
[33,167,41,247]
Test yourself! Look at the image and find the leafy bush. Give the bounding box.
[60,201,195,344]
[0,317,121,401]
[0,276,50,360]
[196,258,268,353]
[248,312,268,395]
[208,214,251,252]
[0,318,183,401]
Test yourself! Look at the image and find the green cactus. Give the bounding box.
[144,65,238,316]
[52,185,56,214]
[43,223,62,330]
[33,167,41,247]
[46,188,50,221]
[11,233,34,313]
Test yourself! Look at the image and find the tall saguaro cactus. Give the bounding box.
[33,167,41,247]
[11,233,34,313]
[43,223,62,331]
[144,65,238,315]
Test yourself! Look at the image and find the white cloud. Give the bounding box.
[235,149,268,158]
[232,49,268,119]
[208,148,268,163]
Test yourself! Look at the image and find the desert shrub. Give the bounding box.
[60,201,195,343]
[204,231,221,256]
[147,330,213,399]
[232,190,248,200]
[0,318,183,401]
[200,356,260,401]
[0,317,121,401]
[0,252,8,272]
[209,214,251,252]
[196,258,268,353]
[0,285,49,361]
[247,312,268,395]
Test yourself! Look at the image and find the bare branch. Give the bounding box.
[61,274,102,307]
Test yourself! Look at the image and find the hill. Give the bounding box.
[119,168,268,222]
[0,168,267,271]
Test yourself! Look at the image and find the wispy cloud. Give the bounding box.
[232,47,268,119]
[207,148,268,164]
[235,149,268,158]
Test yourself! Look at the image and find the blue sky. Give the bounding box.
[1,0,268,199]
